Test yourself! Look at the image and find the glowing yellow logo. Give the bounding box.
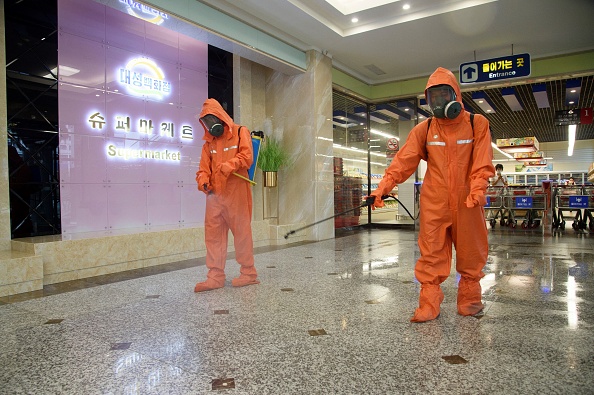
[119,0,168,25]
[118,58,171,100]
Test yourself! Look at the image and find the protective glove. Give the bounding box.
[198,182,212,195]
[216,161,235,177]
[465,191,486,208]
[196,173,210,193]
[366,190,385,210]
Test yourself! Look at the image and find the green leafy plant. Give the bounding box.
[256,136,291,172]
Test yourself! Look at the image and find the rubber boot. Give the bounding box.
[410,284,444,323]
[194,269,225,292]
[231,264,259,288]
[457,278,484,316]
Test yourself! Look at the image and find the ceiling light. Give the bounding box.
[568,124,576,156]
[324,0,398,14]
[351,17,358,23]
[403,4,410,10]
[565,79,581,107]
[471,92,496,113]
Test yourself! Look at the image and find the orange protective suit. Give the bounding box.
[194,99,259,292]
[370,67,495,322]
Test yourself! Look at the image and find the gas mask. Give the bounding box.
[426,84,462,119]
[200,114,224,137]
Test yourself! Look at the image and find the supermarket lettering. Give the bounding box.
[106,145,181,161]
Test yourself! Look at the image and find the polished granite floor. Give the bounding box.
[1,228,593,394]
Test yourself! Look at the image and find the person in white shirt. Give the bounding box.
[491,164,508,187]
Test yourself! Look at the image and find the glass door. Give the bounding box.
[332,91,422,228]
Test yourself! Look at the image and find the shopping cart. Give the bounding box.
[485,186,508,228]
[552,185,588,230]
[504,185,546,229]
[573,185,594,232]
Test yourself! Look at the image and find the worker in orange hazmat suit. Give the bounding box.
[194,98,259,292]
[368,67,495,322]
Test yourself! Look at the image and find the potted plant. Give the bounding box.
[256,135,290,187]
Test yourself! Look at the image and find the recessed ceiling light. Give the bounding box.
[570,89,576,93]
[403,4,410,10]
[351,17,358,23]
[569,101,575,104]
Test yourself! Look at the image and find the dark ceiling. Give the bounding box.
[333,74,594,144]
[462,75,594,143]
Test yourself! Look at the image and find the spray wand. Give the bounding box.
[283,195,418,239]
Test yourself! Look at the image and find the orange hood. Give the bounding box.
[198,98,235,141]
[424,67,463,106]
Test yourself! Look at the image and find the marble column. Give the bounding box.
[265,50,334,241]
[233,55,267,222]
[0,1,11,250]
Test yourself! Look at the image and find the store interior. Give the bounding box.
[332,77,594,227]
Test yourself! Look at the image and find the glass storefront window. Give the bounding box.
[332,91,421,228]
[332,92,367,229]
[367,99,419,226]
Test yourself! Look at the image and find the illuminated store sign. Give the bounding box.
[119,0,168,25]
[87,111,193,161]
[87,112,193,140]
[118,58,171,100]
[106,145,181,161]
[59,0,208,235]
